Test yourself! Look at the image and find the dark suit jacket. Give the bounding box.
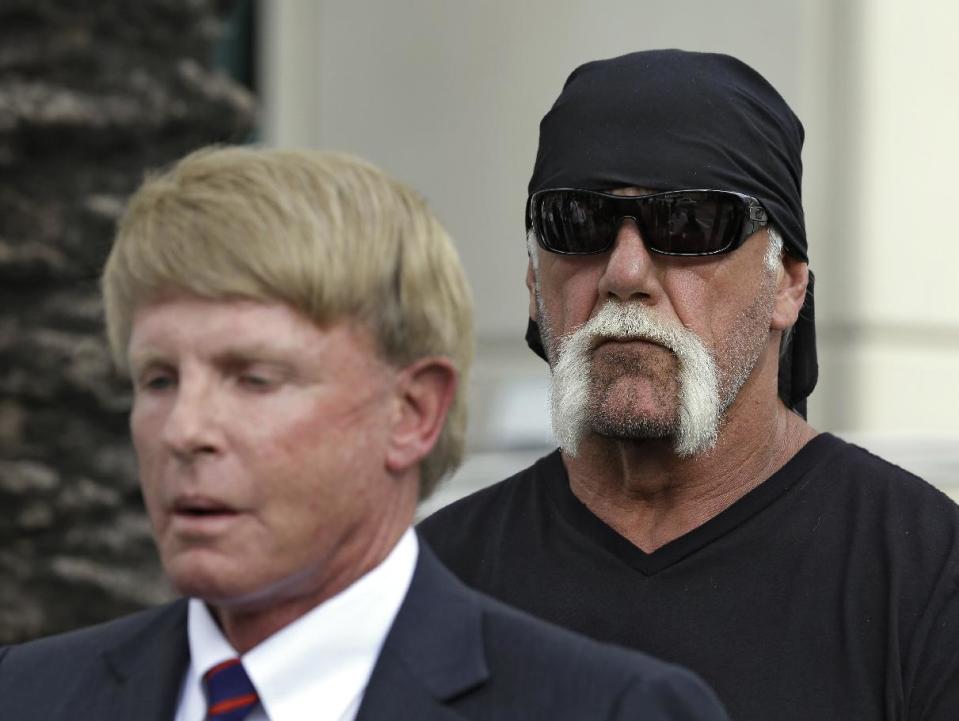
[0,541,727,720]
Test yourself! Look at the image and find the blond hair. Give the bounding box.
[102,146,474,497]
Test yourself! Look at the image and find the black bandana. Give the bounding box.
[525,49,817,415]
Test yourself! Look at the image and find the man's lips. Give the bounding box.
[591,338,673,369]
[593,337,665,351]
[166,496,245,538]
[171,495,240,518]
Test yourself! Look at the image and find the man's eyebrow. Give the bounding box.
[127,348,169,369]
[212,343,298,363]
[127,344,296,369]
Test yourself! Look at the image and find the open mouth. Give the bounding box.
[172,497,237,518]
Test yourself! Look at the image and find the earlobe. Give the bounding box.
[771,256,809,331]
[526,260,537,321]
[384,357,458,476]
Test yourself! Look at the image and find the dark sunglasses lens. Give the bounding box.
[639,193,741,254]
[533,191,616,254]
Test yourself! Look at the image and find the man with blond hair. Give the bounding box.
[0,146,728,721]
[422,49,959,720]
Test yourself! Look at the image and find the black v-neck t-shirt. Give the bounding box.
[419,434,959,721]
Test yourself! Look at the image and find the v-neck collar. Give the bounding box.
[541,433,844,575]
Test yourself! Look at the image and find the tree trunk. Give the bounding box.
[0,0,256,643]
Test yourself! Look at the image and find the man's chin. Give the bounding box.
[162,553,262,606]
[565,389,721,458]
[592,375,677,423]
[590,415,675,444]
[554,403,674,457]
[588,416,718,458]
[164,550,333,617]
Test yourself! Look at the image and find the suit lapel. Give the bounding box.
[101,599,191,721]
[354,652,472,721]
[88,543,486,721]
[355,540,489,721]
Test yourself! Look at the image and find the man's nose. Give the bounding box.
[596,218,660,303]
[160,379,222,460]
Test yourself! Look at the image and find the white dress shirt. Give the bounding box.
[173,529,418,721]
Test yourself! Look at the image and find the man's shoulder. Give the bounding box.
[420,450,558,540]
[0,600,186,676]
[0,601,189,720]
[821,434,958,515]
[477,583,691,676]
[434,449,558,510]
[804,435,959,604]
[472,575,727,718]
[396,544,728,720]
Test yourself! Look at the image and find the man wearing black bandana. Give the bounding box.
[421,50,959,720]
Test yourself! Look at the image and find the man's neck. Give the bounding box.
[209,486,417,654]
[563,394,817,554]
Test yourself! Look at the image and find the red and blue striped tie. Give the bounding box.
[203,658,260,721]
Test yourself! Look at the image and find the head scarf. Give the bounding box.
[525,49,817,415]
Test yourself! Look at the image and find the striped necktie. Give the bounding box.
[203,658,260,721]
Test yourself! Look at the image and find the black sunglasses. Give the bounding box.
[527,188,768,256]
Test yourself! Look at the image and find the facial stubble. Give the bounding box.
[549,300,723,456]
[540,280,776,458]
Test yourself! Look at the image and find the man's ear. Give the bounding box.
[385,356,458,475]
[526,259,537,322]
[771,256,808,331]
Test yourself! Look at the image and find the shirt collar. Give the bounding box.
[184,528,418,721]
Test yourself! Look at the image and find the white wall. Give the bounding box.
[260,1,959,461]
[848,1,959,432]
[263,0,805,339]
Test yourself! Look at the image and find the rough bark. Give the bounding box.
[0,0,256,643]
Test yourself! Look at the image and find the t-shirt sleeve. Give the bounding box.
[612,666,731,721]
[907,571,959,720]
